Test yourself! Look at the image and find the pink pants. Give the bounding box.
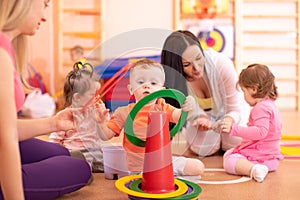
[223,148,280,175]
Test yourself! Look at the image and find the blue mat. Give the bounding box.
[94,55,160,79]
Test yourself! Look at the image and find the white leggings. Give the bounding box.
[184,124,242,157]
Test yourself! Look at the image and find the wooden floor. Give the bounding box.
[55,110,300,200]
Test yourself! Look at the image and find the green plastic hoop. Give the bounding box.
[124,89,188,147]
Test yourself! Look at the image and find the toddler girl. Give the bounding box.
[49,61,104,173]
[222,64,284,182]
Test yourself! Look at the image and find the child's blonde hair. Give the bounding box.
[129,58,165,84]
[238,63,278,100]
[1,0,31,87]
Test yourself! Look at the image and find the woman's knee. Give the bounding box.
[50,142,70,156]
[221,135,242,151]
[21,138,70,156]
[187,130,221,157]
[21,156,92,200]
[189,142,220,157]
[49,156,92,186]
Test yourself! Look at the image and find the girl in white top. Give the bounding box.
[49,61,104,172]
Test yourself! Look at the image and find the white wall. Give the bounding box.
[31,0,299,110]
[101,0,174,59]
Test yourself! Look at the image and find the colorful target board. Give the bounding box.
[187,24,234,59]
[198,28,225,52]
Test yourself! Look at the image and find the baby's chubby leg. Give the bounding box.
[172,155,204,176]
[223,149,269,183]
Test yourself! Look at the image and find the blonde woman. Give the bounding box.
[0,0,91,199]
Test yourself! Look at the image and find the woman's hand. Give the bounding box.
[54,108,77,132]
[192,115,211,131]
[182,95,196,112]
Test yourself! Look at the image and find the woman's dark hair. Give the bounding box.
[161,30,204,108]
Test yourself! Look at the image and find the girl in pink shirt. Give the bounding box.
[222,64,284,182]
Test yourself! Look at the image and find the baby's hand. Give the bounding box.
[192,115,211,131]
[94,100,110,123]
[221,117,233,133]
[211,120,222,133]
[182,95,196,112]
[65,130,76,137]
[212,117,233,133]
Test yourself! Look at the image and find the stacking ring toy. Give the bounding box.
[115,174,188,198]
[129,178,202,199]
[125,89,188,147]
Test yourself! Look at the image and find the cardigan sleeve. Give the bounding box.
[214,50,242,123]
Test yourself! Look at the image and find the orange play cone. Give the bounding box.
[141,111,176,193]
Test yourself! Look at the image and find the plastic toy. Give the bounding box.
[280,135,300,159]
[115,89,202,199]
[124,89,188,147]
[281,135,300,140]
[102,145,130,180]
[81,62,134,112]
[280,142,300,159]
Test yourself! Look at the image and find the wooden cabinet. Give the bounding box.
[234,0,300,110]
[51,0,102,108]
[57,0,102,82]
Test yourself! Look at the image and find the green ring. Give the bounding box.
[124,89,188,147]
[128,178,202,199]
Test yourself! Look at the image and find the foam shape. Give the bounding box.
[280,146,300,156]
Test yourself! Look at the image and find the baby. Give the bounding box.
[97,58,204,176]
[49,61,104,173]
[222,64,284,182]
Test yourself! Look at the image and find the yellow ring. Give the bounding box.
[115,174,188,198]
